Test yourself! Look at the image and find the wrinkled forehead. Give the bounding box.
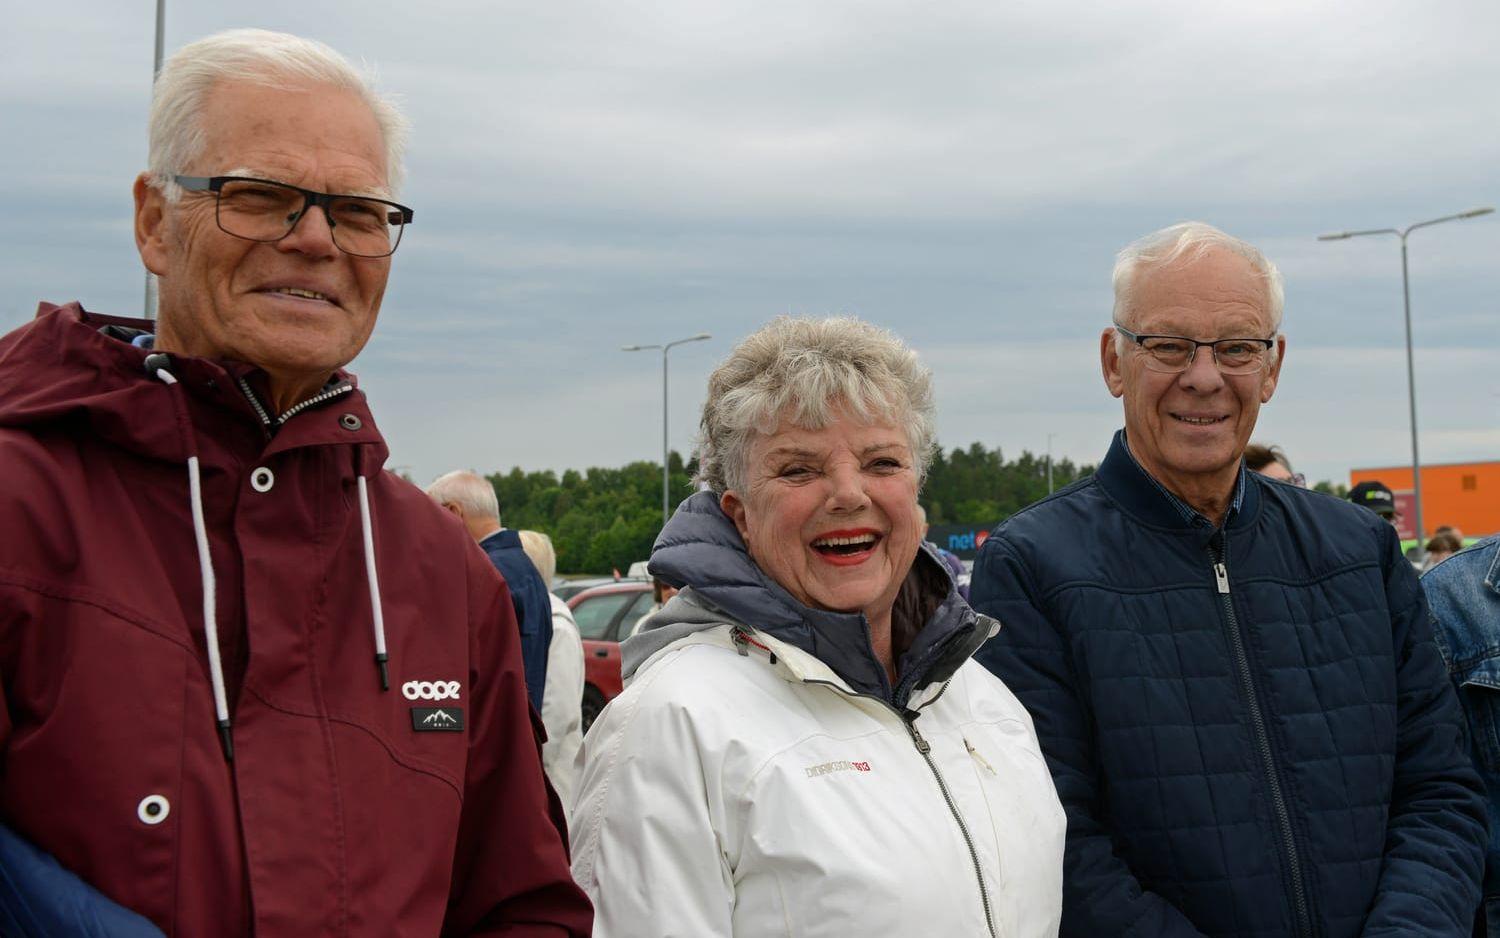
[197,78,390,194]
[1123,248,1276,335]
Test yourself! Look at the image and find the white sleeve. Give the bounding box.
[540,596,585,809]
[569,658,736,938]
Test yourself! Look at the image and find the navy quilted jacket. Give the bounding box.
[972,431,1484,938]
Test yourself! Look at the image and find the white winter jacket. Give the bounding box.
[541,593,585,809]
[570,600,1065,936]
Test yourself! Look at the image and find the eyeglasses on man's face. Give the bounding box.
[173,175,414,259]
[1113,323,1275,376]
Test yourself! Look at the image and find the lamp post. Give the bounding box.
[1046,433,1056,495]
[1318,206,1493,556]
[144,0,166,320]
[623,333,712,527]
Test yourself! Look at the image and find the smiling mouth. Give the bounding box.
[1172,414,1228,426]
[264,287,336,304]
[810,532,881,556]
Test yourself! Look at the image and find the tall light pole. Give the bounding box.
[623,333,712,526]
[144,0,166,320]
[1046,433,1056,495]
[1318,206,1493,555]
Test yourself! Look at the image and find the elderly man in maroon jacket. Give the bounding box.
[0,28,592,936]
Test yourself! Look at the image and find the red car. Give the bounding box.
[568,581,654,731]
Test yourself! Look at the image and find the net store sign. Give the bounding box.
[927,524,997,559]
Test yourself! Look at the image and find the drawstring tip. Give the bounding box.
[375,653,389,691]
[217,720,234,763]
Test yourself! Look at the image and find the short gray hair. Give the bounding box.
[518,530,557,585]
[425,470,500,524]
[1112,222,1285,340]
[147,28,409,199]
[695,316,936,495]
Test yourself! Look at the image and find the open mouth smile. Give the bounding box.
[810,529,882,564]
[1171,413,1229,426]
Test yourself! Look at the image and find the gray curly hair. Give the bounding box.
[695,316,936,495]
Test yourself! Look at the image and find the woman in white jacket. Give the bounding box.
[519,529,585,809]
[570,317,1065,937]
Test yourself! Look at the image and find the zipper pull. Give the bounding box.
[1214,562,1230,594]
[731,627,750,656]
[965,737,997,775]
[906,721,932,754]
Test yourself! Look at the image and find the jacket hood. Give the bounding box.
[633,490,996,708]
[0,301,394,758]
[0,302,385,469]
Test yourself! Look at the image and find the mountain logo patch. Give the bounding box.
[411,707,464,732]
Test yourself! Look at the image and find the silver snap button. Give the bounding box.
[250,467,275,493]
[137,794,170,825]
[339,413,362,431]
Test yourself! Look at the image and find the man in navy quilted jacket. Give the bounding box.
[971,221,1485,937]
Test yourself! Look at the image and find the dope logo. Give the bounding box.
[402,680,462,701]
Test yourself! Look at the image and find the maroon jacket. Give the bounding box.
[0,303,592,936]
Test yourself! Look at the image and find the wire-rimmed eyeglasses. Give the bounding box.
[174,175,414,258]
[1113,322,1275,376]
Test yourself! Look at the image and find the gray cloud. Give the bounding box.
[4,0,1496,496]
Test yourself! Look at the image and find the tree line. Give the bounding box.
[486,444,1096,575]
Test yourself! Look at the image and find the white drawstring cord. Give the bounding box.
[356,475,390,690]
[154,367,234,760]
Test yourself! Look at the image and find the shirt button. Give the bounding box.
[250,466,275,493]
[137,794,171,825]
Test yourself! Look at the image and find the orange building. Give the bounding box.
[1349,460,1500,541]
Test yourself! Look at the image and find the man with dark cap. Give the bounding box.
[1349,479,1399,524]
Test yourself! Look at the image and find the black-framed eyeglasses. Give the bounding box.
[1113,322,1275,376]
[174,175,414,258]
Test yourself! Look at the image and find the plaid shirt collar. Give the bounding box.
[1121,430,1246,529]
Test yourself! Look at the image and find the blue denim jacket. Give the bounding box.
[1425,535,1500,933]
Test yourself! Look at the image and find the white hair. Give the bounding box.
[1112,222,1286,353]
[425,470,500,524]
[518,530,558,585]
[147,28,409,200]
[695,316,936,495]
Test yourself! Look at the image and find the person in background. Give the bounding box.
[1425,531,1465,570]
[1440,525,1468,545]
[519,530,586,809]
[571,316,1065,937]
[0,28,589,934]
[1349,479,1399,525]
[1244,441,1304,486]
[427,470,553,712]
[918,503,969,600]
[1424,534,1500,936]
[971,221,1484,936]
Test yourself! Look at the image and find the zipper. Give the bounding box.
[1210,534,1312,937]
[236,376,353,436]
[965,737,997,775]
[906,718,997,938]
[788,677,994,935]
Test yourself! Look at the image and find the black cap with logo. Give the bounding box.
[1348,480,1396,517]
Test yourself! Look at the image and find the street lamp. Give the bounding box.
[623,333,712,527]
[1318,206,1493,555]
[1046,433,1056,495]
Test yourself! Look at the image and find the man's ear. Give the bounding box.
[1261,334,1287,404]
[441,501,464,520]
[720,490,751,542]
[1100,328,1126,399]
[134,174,171,276]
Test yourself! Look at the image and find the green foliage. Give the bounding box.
[1312,480,1349,498]
[921,443,1093,525]
[488,443,1091,574]
[488,455,698,575]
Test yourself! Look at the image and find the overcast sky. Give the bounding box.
[4,1,1496,490]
